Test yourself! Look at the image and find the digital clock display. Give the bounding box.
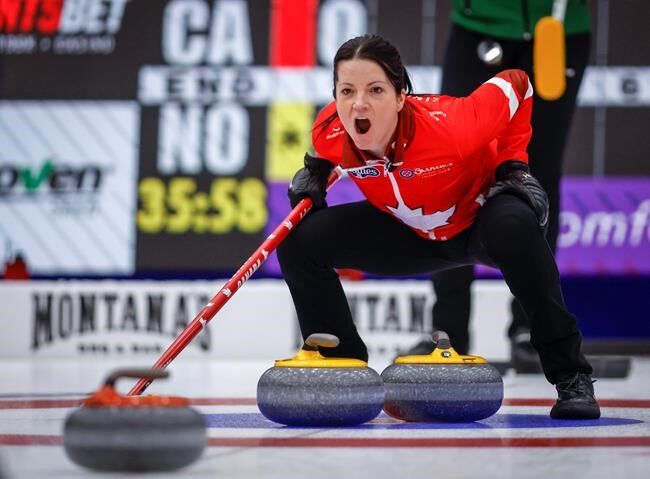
[137,177,267,235]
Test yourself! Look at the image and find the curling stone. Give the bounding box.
[257,333,384,427]
[63,368,206,472]
[382,331,503,422]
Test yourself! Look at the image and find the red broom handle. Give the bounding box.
[128,168,343,396]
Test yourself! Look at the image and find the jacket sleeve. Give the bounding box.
[447,69,533,167]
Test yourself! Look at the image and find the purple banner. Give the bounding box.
[555,177,650,275]
[264,177,650,277]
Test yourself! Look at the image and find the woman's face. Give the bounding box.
[335,58,406,158]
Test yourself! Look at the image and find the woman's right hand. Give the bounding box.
[288,153,334,209]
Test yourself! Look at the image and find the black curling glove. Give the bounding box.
[487,160,550,230]
[288,153,335,209]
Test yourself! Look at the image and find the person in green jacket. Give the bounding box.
[406,0,591,374]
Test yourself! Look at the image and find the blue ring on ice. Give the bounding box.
[203,412,641,429]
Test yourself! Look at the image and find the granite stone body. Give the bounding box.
[381,363,503,422]
[64,406,207,472]
[257,366,385,426]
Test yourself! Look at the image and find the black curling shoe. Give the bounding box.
[550,373,601,419]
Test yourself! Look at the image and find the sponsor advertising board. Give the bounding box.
[0,279,513,361]
[0,102,139,274]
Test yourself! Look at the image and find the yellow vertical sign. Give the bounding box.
[265,103,315,182]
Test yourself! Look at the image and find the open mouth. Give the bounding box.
[355,118,371,135]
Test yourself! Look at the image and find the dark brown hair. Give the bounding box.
[332,34,413,98]
[314,34,414,138]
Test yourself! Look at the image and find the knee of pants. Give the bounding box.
[478,196,544,258]
[276,216,326,272]
[277,228,305,272]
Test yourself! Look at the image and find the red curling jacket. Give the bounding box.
[312,70,533,241]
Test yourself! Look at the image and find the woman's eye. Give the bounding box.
[339,88,352,96]
[371,86,383,94]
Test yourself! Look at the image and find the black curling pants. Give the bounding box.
[432,25,592,351]
[277,195,593,385]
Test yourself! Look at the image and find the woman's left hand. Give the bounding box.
[487,160,549,230]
